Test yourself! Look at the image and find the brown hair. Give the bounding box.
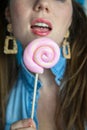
[56,1,87,130]
[0,0,18,127]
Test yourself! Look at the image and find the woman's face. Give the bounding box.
[6,0,73,48]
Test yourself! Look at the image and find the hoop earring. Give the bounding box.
[4,24,17,54]
[62,30,71,59]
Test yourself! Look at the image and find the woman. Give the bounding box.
[0,0,87,130]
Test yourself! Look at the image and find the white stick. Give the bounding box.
[31,73,39,119]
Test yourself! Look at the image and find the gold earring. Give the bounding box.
[4,24,17,54]
[62,30,71,59]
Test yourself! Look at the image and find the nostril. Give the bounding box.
[34,2,49,12]
[45,7,49,12]
[38,6,41,10]
[34,5,42,11]
[38,6,48,12]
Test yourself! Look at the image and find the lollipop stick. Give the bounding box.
[31,73,39,119]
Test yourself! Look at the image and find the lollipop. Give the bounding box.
[23,37,60,73]
[23,37,60,119]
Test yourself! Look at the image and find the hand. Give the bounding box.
[10,118,36,130]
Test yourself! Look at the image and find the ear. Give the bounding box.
[5,7,11,23]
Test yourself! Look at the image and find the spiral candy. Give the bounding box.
[23,38,60,74]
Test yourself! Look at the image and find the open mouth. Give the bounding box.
[31,22,52,30]
[31,19,52,36]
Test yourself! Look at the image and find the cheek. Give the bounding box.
[63,5,73,26]
[11,4,24,18]
[10,2,28,33]
[63,9,72,23]
[10,1,29,21]
[55,4,73,27]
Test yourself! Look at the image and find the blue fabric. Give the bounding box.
[5,47,66,130]
[51,48,66,85]
[16,40,23,66]
[76,0,85,5]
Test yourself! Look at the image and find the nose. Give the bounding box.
[33,0,50,12]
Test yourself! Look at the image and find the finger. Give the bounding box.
[10,118,36,130]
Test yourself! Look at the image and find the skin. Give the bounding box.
[5,0,73,129]
[10,118,36,130]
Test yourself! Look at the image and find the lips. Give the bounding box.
[31,18,52,36]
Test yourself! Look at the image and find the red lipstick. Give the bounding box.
[31,18,52,36]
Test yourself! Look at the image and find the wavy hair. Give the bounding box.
[56,1,87,130]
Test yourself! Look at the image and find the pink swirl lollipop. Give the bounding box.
[23,37,60,119]
[23,38,60,74]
